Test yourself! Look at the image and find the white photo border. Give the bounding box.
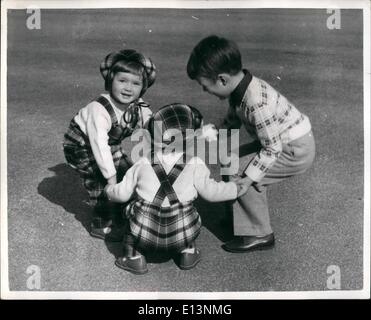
[1,0,370,300]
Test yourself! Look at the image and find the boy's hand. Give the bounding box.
[234,175,254,197]
[201,123,218,142]
[236,182,249,197]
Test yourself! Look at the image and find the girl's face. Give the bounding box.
[110,71,143,106]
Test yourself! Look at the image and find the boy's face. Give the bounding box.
[197,76,232,100]
[110,72,143,106]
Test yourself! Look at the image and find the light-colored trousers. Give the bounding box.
[224,131,316,236]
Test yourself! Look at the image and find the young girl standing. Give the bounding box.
[63,49,156,241]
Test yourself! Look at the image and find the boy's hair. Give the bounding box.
[187,35,242,81]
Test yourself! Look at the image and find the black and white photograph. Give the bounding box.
[1,0,370,300]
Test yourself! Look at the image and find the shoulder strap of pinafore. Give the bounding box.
[136,100,150,128]
[95,96,119,126]
[151,155,187,207]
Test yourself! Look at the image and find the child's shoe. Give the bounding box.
[90,220,123,242]
[90,202,124,241]
[178,247,201,270]
[115,255,148,275]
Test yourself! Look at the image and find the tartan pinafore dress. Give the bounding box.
[63,95,144,207]
[125,156,202,252]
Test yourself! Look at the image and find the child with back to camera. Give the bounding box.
[105,103,246,274]
[63,49,156,241]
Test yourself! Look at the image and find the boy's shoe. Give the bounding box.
[90,222,124,242]
[115,255,148,275]
[178,249,201,270]
[221,233,275,253]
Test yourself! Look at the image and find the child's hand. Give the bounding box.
[236,182,249,197]
[107,175,117,185]
[201,123,218,142]
[234,175,254,197]
[104,183,115,201]
[104,184,111,196]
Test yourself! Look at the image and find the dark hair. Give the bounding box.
[187,35,242,81]
[105,59,145,91]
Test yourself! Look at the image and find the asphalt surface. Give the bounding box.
[5,9,364,293]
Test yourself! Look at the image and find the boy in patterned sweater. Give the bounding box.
[187,35,316,253]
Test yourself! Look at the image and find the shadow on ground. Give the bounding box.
[37,163,92,232]
[38,163,233,261]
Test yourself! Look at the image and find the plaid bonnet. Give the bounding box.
[100,49,156,95]
[148,103,203,147]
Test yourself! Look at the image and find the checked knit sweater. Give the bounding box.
[223,70,312,182]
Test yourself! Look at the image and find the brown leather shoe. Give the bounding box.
[222,233,275,253]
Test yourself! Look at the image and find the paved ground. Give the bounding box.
[5,8,364,293]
